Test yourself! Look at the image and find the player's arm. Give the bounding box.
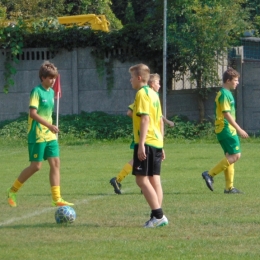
[138,114,149,161]
[223,112,248,138]
[162,116,174,127]
[127,103,134,118]
[29,108,59,133]
[160,117,166,160]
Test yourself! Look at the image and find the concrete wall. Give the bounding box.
[1,47,260,133]
[231,45,260,133]
[0,48,136,121]
[166,89,218,121]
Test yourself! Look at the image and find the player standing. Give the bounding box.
[109,74,173,194]
[130,63,168,227]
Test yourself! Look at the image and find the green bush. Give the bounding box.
[0,112,216,143]
[165,115,215,140]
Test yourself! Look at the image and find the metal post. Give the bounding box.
[163,0,167,117]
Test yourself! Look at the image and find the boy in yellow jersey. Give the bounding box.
[130,64,168,227]
[109,74,174,194]
[7,61,73,207]
[202,67,248,193]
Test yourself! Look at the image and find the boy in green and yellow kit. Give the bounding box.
[202,68,248,193]
[7,61,73,207]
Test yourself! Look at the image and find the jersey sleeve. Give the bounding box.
[128,103,134,111]
[29,88,39,110]
[135,90,149,116]
[218,92,231,113]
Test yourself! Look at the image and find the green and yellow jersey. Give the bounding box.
[132,86,163,148]
[28,84,57,143]
[214,88,237,140]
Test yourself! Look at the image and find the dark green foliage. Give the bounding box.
[57,111,133,140]
[165,115,215,140]
[0,112,215,142]
[0,113,28,139]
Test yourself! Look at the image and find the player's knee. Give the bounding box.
[234,153,241,161]
[31,163,41,172]
[229,153,241,163]
[135,175,146,188]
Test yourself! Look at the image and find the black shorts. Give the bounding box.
[132,144,162,176]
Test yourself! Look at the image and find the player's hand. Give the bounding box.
[238,129,249,138]
[161,149,165,161]
[168,121,174,127]
[49,125,59,134]
[138,144,146,161]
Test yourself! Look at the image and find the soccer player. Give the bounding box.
[130,63,168,227]
[202,67,249,193]
[7,61,74,207]
[109,104,134,194]
[109,74,174,194]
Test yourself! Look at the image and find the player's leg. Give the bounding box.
[133,145,168,227]
[223,135,242,193]
[117,159,133,183]
[110,159,133,194]
[224,163,234,190]
[202,135,241,192]
[148,147,164,206]
[46,140,73,206]
[110,140,135,194]
[7,143,43,207]
[136,175,161,209]
[149,175,163,207]
[138,175,168,227]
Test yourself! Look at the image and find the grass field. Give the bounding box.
[0,140,260,259]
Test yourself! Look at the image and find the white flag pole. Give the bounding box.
[56,92,60,140]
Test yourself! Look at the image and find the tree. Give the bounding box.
[110,0,159,25]
[243,0,260,35]
[0,0,65,19]
[168,0,250,122]
[0,0,122,29]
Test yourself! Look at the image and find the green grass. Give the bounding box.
[0,140,260,259]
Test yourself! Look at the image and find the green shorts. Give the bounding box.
[28,140,60,162]
[218,135,241,155]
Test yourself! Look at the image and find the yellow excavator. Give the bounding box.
[1,14,110,32]
[57,14,110,32]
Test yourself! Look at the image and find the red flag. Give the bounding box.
[53,74,61,99]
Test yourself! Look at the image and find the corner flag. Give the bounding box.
[53,74,62,99]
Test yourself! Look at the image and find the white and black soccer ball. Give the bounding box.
[55,206,76,224]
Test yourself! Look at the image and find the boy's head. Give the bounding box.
[223,67,240,90]
[148,73,161,92]
[39,61,58,82]
[129,64,150,89]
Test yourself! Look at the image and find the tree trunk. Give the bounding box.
[196,71,205,123]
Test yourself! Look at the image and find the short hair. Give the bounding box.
[223,67,240,83]
[129,63,150,83]
[39,61,58,81]
[148,73,160,85]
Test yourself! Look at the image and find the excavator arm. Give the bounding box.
[57,14,110,32]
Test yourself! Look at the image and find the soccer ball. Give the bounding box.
[55,206,76,224]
